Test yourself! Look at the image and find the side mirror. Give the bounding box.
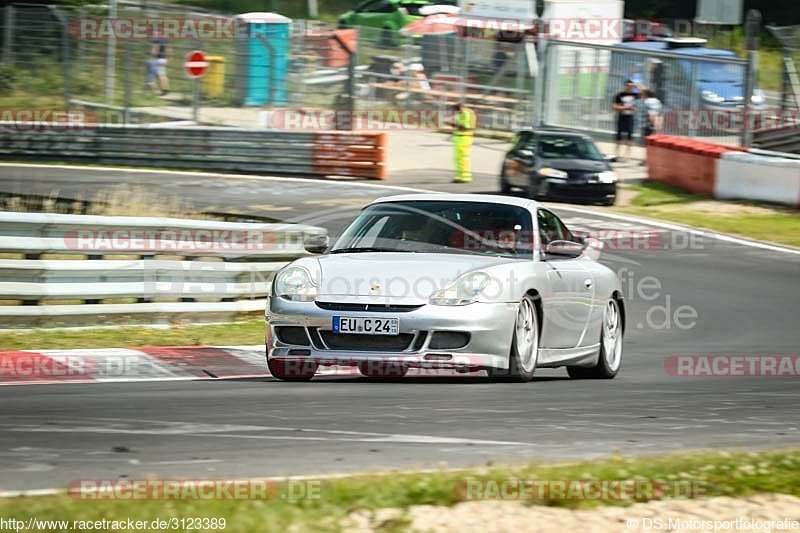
[604,154,618,163]
[544,240,584,259]
[304,234,329,254]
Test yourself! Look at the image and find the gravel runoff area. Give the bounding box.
[345,494,800,532]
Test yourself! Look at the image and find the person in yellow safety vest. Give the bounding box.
[452,102,477,183]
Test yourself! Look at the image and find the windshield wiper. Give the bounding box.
[329,247,400,254]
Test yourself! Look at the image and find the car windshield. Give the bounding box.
[330,201,534,258]
[537,136,604,160]
[698,61,742,84]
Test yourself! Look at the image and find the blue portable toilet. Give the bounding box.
[234,12,291,106]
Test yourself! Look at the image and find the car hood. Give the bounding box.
[315,252,515,303]
[540,158,609,173]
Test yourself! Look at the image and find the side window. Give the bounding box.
[537,209,572,248]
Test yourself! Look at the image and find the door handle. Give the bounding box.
[584,278,593,290]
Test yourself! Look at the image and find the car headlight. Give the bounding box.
[539,167,568,179]
[273,266,318,302]
[702,90,725,104]
[598,171,617,184]
[430,271,491,306]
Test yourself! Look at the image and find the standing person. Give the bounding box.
[150,30,169,96]
[641,88,663,165]
[452,102,477,183]
[612,80,639,162]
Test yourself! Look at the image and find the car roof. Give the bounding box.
[370,193,542,211]
[614,40,738,58]
[517,128,594,140]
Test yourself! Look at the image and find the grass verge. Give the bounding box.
[0,320,264,351]
[1,449,798,532]
[616,182,800,248]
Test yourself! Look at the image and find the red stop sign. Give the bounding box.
[184,50,209,78]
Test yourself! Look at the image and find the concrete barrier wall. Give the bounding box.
[645,135,746,195]
[717,152,800,207]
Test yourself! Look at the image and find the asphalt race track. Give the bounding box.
[0,165,799,492]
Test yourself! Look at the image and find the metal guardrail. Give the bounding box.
[752,125,800,154]
[0,124,388,179]
[0,211,326,327]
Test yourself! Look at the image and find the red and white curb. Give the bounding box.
[0,345,356,385]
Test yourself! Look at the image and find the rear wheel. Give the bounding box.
[567,298,623,379]
[358,361,408,378]
[268,358,317,381]
[487,295,538,382]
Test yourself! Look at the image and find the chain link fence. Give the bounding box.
[0,3,768,143]
[539,40,756,143]
[766,25,800,114]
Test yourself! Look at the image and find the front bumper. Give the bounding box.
[266,297,517,370]
[545,180,616,202]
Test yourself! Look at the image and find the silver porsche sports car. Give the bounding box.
[266,193,625,382]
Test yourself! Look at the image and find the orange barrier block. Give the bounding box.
[312,131,388,180]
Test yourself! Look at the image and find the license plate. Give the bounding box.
[332,316,399,335]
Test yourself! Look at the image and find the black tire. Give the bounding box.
[567,298,623,379]
[358,361,408,378]
[268,358,317,381]
[602,196,616,206]
[500,170,511,194]
[533,179,548,200]
[487,295,539,382]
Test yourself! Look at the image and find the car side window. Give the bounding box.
[537,209,573,249]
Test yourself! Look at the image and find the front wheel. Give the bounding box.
[268,358,317,381]
[487,295,539,382]
[567,298,623,379]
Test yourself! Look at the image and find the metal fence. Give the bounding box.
[0,210,325,328]
[0,3,771,142]
[766,25,800,115]
[538,39,753,143]
[0,3,535,129]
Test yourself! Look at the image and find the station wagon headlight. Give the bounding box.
[539,167,568,180]
[430,271,491,306]
[274,266,318,302]
[598,171,617,183]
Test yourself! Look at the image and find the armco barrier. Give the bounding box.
[716,152,800,207]
[0,124,388,180]
[0,211,326,328]
[646,135,746,195]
